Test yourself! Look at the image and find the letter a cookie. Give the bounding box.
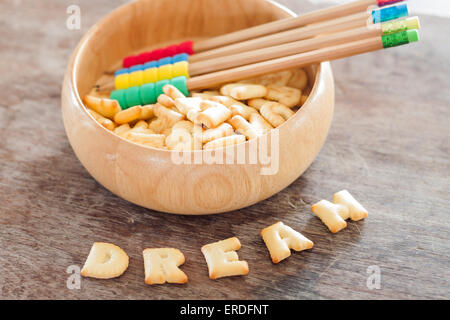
[261,222,314,263]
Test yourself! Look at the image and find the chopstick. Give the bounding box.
[193,0,403,52]
[97,16,419,93]
[186,30,419,90]
[105,28,419,109]
[104,2,409,79]
[188,17,420,76]
[189,11,370,63]
[189,2,409,63]
[116,0,406,70]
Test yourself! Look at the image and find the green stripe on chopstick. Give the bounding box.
[382,30,419,48]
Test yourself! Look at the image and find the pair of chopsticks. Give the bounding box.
[185,0,420,90]
[101,0,420,93]
[191,0,402,53]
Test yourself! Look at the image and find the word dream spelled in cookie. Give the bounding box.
[80,221,314,284]
[80,191,367,284]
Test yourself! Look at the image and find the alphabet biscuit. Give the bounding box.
[249,113,273,133]
[201,237,249,279]
[191,91,219,99]
[84,95,122,119]
[174,97,204,123]
[333,190,368,221]
[114,105,143,125]
[81,242,129,279]
[287,68,308,91]
[122,121,156,137]
[163,84,185,100]
[259,101,295,127]
[311,190,368,233]
[228,115,259,140]
[261,222,313,264]
[311,200,349,233]
[197,101,232,128]
[265,86,302,108]
[203,134,246,150]
[157,94,176,109]
[209,96,257,120]
[209,95,247,108]
[247,98,271,111]
[87,109,116,131]
[148,118,170,134]
[220,83,267,100]
[143,248,188,285]
[114,123,131,137]
[240,70,293,87]
[153,103,185,125]
[139,105,154,120]
[133,120,148,129]
[201,123,235,144]
[165,120,195,151]
[125,132,166,148]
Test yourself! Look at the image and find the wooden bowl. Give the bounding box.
[61,0,335,215]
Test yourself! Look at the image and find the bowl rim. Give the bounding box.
[70,0,328,153]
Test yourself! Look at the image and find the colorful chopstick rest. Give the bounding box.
[158,57,173,67]
[372,3,409,24]
[110,76,189,109]
[381,16,420,35]
[115,53,189,77]
[172,53,189,63]
[381,29,419,48]
[114,61,189,90]
[123,41,194,68]
[114,68,129,76]
[125,86,142,108]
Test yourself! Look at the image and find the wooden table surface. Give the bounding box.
[0,0,449,300]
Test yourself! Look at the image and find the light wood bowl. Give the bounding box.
[61,0,335,215]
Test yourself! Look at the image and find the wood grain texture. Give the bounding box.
[0,0,449,299]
